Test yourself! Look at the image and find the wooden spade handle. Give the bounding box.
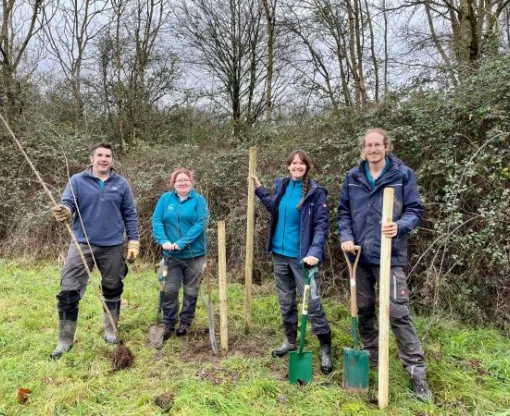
[342,246,361,318]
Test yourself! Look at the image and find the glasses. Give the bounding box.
[175,179,191,183]
[364,143,385,149]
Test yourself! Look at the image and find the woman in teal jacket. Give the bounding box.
[152,168,209,339]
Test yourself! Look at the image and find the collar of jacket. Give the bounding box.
[169,188,197,201]
[83,166,117,180]
[354,154,402,190]
[277,176,325,201]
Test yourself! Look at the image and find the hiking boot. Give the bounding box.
[103,299,121,344]
[176,322,191,337]
[50,319,77,360]
[412,379,433,402]
[163,325,175,341]
[271,337,296,358]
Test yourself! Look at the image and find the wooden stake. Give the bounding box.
[218,221,228,356]
[244,146,257,334]
[378,187,394,409]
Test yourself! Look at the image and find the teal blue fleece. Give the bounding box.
[364,157,390,189]
[271,179,302,258]
[152,189,209,259]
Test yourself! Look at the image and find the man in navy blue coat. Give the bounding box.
[338,129,432,402]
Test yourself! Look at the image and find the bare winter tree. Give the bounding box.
[41,0,108,127]
[174,0,267,137]
[93,0,178,146]
[394,0,510,86]
[281,0,382,111]
[262,0,277,121]
[0,0,48,120]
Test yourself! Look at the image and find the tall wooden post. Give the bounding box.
[378,187,394,409]
[244,146,257,334]
[218,221,228,356]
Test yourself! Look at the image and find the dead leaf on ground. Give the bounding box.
[17,387,32,404]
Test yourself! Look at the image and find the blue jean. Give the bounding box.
[159,255,206,328]
[272,254,330,343]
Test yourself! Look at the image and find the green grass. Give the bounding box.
[1,259,509,415]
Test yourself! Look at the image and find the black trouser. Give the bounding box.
[356,264,426,380]
[158,255,206,328]
[272,254,330,343]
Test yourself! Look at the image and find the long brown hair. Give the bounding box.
[286,150,312,210]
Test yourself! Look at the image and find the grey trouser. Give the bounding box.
[356,264,426,380]
[272,254,330,342]
[159,255,206,328]
[57,243,127,320]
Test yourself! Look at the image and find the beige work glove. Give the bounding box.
[52,205,72,222]
[127,240,140,262]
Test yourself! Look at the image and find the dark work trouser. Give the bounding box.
[356,264,426,380]
[272,253,330,344]
[159,255,206,328]
[57,243,127,320]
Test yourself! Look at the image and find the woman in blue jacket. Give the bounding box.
[253,150,332,374]
[152,168,209,340]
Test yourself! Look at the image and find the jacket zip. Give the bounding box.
[298,185,318,261]
[177,198,182,239]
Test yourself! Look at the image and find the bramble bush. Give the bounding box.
[1,56,509,329]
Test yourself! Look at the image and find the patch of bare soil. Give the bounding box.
[147,323,166,349]
[198,367,241,385]
[179,328,276,363]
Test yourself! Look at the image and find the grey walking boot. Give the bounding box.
[317,331,333,374]
[271,336,297,358]
[50,315,77,360]
[103,299,121,344]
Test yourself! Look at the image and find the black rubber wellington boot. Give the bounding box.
[103,299,121,344]
[50,312,77,360]
[317,331,333,374]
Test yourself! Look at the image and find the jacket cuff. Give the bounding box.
[255,186,266,198]
[339,233,354,243]
[306,247,322,260]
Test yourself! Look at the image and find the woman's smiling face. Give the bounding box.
[287,154,307,180]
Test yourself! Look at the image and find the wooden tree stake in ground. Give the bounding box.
[218,221,228,356]
[378,187,394,409]
[244,146,257,334]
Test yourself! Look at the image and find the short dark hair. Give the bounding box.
[90,143,115,158]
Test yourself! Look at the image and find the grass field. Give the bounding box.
[1,259,509,415]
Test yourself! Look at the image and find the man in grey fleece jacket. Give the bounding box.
[50,143,139,359]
